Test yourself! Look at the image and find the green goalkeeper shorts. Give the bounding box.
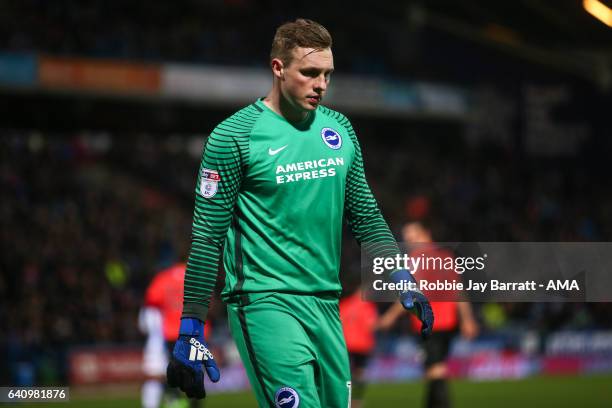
[227,292,351,408]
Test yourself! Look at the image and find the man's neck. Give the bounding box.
[263,91,309,123]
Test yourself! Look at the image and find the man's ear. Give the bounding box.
[271,58,284,79]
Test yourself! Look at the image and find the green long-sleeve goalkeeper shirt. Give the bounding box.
[182,99,400,320]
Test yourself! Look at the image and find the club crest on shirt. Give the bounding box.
[275,386,299,408]
[199,168,220,198]
[321,127,342,150]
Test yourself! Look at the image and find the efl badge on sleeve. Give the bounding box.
[200,168,220,198]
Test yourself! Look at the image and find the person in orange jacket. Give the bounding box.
[340,284,378,408]
[140,263,210,408]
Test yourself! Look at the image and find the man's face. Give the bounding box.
[277,47,334,113]
[403,223,431,244]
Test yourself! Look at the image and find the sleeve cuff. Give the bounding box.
[181,302,209,322]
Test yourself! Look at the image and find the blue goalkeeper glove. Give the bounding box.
[391,270,434,339]
[167,318,220,399]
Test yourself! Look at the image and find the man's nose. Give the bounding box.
[314,75,328,92]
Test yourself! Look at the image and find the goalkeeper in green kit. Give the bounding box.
[167,18,433,408]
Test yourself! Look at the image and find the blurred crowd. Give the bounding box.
[1,125,611,384]
[0,0,495,82]
[0,1,405,73]
[0,133,193,383]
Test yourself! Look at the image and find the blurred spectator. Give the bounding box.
[340,284,378,408]
[377,220,479,408]
[139,262,203,408]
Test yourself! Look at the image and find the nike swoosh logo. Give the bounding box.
[268,145,288,156]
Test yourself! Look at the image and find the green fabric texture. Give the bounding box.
[227,293,351,408]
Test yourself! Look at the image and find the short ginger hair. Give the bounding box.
[270,19,332,66]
